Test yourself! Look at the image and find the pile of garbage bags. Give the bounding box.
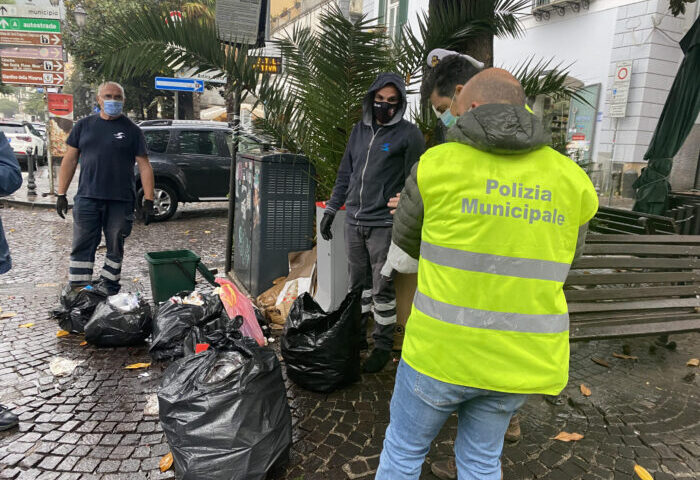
[84,293,152,347]
[282,292,362,393]
[159,336,292,480]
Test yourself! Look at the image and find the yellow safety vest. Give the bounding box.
[402,142,599,395]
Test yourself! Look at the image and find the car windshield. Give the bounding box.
[0,125,26,134]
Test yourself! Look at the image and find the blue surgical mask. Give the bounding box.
[433,93,457,128]
[103,100,123,117]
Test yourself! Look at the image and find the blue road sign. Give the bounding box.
[154,76,204,92]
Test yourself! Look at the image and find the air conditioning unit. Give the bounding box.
[532,0,590,21]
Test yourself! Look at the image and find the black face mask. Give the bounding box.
[373,101,398,124]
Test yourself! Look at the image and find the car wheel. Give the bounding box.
[139,183,178,222]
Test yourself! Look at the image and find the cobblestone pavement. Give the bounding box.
[1,204,699,480]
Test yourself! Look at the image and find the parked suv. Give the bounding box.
[137,120,273,222]
[0,120,46,170]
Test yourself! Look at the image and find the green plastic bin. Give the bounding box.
[145,250,202,303]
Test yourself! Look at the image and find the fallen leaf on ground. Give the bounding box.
[19,323,34,328]
[56,330,70,337]
[80,341,87,346]
[204,230,211,234]
[613,352,638,360]
[36,283,59,288]
[190,239,197,243]
[687,358,699,367]
[125,362,151,370]
[132,278,139,282]
[160,452,173,472]
[0,312,17,318]
[580,384,591,397]
[184,230,190,234]
[633,464,654,480]
[591,357,611,368]
[8,228,14,233]
[552,431,584,442]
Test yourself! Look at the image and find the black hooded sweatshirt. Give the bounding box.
[326,73,425,227]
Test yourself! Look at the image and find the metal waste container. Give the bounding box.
[233,153,315,296]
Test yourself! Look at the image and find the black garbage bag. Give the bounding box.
[149,291,223,361]
[182,314,243,356]
[281,291,361,393]
[158,338,292,480]
[51,284,108,334]
[84,296,152,347]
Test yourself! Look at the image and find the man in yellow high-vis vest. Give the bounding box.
[375,69,598,480]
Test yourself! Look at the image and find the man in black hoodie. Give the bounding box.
[320,72,425,373]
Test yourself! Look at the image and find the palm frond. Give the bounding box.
[510,56,590,107]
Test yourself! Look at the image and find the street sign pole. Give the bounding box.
[224,83,242,274]
[46,95,54,195]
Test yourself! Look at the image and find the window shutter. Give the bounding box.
[378,0,387,24]
[399,0,408,27]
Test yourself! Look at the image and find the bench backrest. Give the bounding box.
[592,206,678,235]
[565,234,700,340]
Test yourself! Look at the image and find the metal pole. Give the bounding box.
[45,94,55,195]
[174,92,179,120]
[607,118,619,206]
[26,148,37,197]
[224,85,242,274]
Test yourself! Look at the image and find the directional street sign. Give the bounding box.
[0,17,61,32]
[1,70,63,86]
[0,1,60,20]
[0,46,62,60]
[0,30,61,46]
[1,56,63,73]
[155,77,205,92]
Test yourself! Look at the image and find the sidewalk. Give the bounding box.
[1,166,78,208]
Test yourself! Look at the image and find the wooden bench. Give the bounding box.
[591,206,680,235]
[566,234,700,341]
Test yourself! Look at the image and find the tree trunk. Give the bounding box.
[428,0,494,67]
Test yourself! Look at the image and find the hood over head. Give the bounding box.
[363,72,407,127]
[446,104,551,154]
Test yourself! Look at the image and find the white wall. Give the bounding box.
[495,5,618,165]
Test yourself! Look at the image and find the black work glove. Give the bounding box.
[142,199,155,226]
[320,212,335,240]
[56,194,68,219]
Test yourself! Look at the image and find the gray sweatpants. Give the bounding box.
[345,224,396,351]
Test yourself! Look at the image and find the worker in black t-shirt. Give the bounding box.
[56,81,155,295]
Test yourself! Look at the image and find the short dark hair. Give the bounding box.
[432,55,481,98]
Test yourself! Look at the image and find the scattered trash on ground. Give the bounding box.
[282,292,361,393]
[125,362,151,370]
[687,358,699,367]
[49,357,83,377]
[144,393,159,416]
[51,284,108,333]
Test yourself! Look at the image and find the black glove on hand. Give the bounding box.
[320,212,335,240]
[142,199,155,226]
[56,194,68,219]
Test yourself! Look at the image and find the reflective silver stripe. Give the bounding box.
[100,270,120,281]
[420,242,570,282]
[68,274,92,282]
[362,290,373,298]
[374,300,396,312]
[69,261,94,269]
[362,305,371,314]
[104,258,121,270]
[414,291,568,334]
[374,313,396,325]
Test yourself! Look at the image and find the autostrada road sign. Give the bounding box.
[0,17,61,32]
[1,70,63,86]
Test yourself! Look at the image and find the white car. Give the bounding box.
[0,121,46,170]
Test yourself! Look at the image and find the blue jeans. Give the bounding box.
[69,197,134,294]
[376,360,527,480]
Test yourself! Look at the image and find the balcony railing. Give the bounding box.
[532,0,590,21]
